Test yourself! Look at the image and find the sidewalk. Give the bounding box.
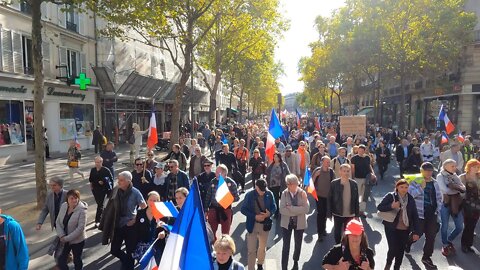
[0,143,167,262]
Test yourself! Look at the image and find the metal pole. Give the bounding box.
[190,51,194,135]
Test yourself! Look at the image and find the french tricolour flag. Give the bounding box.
[158,179,213,270]
[139,239,159,270]
[438,105,455,135]
[215,175,234,209]
[150,201,178,220]
[441,132,449,145]
[457,132,465,143]
[303,169,318,201]
[266,109,284,162]
[295,108,302,127]
[147,110,158,150]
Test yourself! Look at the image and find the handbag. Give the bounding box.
[377,193,399,222]
[68,161,79,168]
[255,196,272,231]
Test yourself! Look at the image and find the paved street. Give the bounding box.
[2,151,480,269]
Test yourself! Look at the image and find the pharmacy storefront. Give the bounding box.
[0,80,98,163]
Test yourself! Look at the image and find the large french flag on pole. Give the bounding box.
[150,201,178,220]
[266,109,284,162]
[215,175,234,209]
[147,110,158,150]
[438,105,455,135]
[303,169,318,201]
[158,179,213,270]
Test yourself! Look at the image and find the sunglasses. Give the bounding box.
[135,164,143,166]
[204,164,212,167]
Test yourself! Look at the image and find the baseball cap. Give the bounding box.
[154,162,165,170]
[256,179,267,192]
[420,162,434,171]
[203,158,214,165]
[285,145,293,151]
[344,219,364,236]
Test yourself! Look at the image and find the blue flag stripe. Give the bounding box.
[269,109,284,139]
[165,201,179,218]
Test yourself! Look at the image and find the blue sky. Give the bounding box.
[276,0,345,95]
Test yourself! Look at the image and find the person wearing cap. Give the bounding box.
[439,143,464,173]
[328,164,359,244]
[89,156,114,226]
[36,177,67,231]
[279,174,309,270]
[241,179,276,270]
[459,159,480,253]
[189,146,207,178]
[406,162,442,269]
[204,164,239,239]
[196,158,216,206]
[152,162,168,201]
[322,219,375,270]
[377,179,420,270]
[436,159,465,256]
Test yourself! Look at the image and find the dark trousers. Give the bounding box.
[237,163,247,189]
[399,161,405,178]
[316,197,328,235]
[111,225,137,270]
[333,216,353,244]
[251,173,261,189]
[385,226,409,270]
[281,227,303,270]
[92,188,108,223]
[58,241,85,270]
[462,215,479,248]
[378,162,388,178]
[106,166,115,179]
[94,143,101,154]
[270,186,281,216]
[408,216,439,259]
[45,144,50,158]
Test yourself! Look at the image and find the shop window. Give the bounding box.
[0,100,25,146]
[59,103,94,140]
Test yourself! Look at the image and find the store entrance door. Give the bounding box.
[25,100,34,151]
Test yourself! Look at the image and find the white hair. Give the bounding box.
[118,171,133,182]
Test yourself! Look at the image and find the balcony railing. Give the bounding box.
[66,21,78,33]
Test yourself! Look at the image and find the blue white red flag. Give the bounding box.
[150,201,178,220]
[266,109,284,162]
[457,132,465,143]
[438,105,455,134]
[441,132,449,145]
[139,239,159,270]
[158,179,213,270]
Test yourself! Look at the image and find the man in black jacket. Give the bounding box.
[89,156,114,226]
[395,139,411,178]
[218,144,238,177]
[92,126,103,154]
[328,163,359,244]
[101,142,118,178]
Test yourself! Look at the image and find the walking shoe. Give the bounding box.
[461,246,474,253]
[404,242,411,254]
[421,257,437,269]
[441,245,451,257]
[448,242,456,254]
[257,264,263,270]
[291,261,299,270]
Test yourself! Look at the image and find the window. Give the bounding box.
[58,48,86,79]
[0,100,25,146]
[65,6,78,32]
[20,2,31,15]
[59,103,94,140]
[67,50,78,78]
[22,36,33,75]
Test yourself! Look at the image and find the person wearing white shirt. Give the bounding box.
[420,137,435,162]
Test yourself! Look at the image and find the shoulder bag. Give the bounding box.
[377,193,399,223]
[255,196,272,231]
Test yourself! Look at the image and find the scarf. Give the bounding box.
[298,148,306,169]
[398,193,409,227]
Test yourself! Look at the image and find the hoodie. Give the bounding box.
[0,215,29,270]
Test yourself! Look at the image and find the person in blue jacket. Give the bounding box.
[0,209,29,270]
[241,179,276,270]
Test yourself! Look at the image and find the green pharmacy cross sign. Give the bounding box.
[74,73,91,90]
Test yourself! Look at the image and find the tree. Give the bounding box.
[86,0,218,146]
[196,0,286,126]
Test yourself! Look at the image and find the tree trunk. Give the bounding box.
[330,91,333,116]
[238,86,244,123]
[171,45,192,148]
[337,92,342,115]
[399,72,406,131]
[208,71,221,127]
[31,0,47,209]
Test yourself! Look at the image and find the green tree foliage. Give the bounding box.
[300,0,476,130]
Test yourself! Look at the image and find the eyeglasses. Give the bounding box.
[204,164,212,167]
[148,154,154,157]
[135,163,143,166]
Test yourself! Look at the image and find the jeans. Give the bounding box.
[316,197,328,235]
[281,227,303,270]
[92,187,108,223]
[385,226,409,270]
[440,204,464,245]
[58,241,85,270]
[111,225,137,270]
[461,215,479,247]
[333,216,353,244]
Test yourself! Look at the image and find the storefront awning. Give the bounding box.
[92,67,115,94]
[117,72,168,100]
